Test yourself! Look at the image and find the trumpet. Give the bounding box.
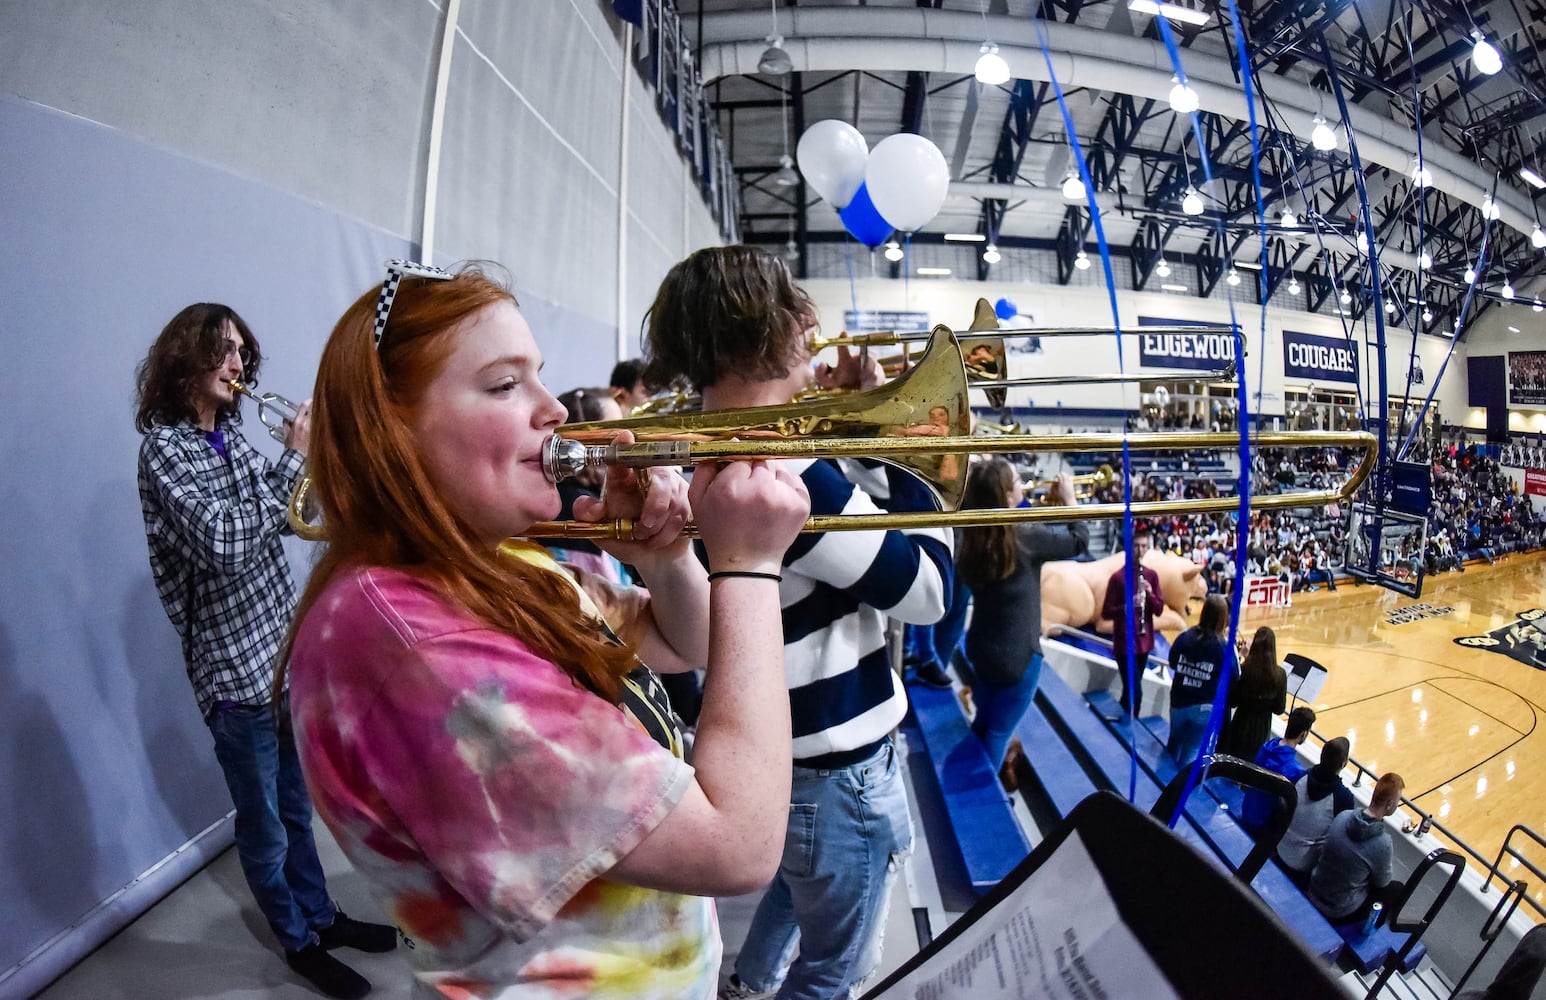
[1025,464,1116,503]
[231,380,301,444]
[288,325,1376,542]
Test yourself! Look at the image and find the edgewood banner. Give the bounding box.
[1527,470,1546,497]
[844,310,929,333]
[1137,316,1236,372]
[1508,351,1546,406]
[1283,330,1359,383]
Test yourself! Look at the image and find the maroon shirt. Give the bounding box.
[1102,564,1163,655]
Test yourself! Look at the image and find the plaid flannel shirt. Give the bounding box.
[137,418,306,717]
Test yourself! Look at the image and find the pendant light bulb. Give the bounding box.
[1419,250,1433,270]
[1464,266,1477,284]
[1422,307,1434,323]
[1280,208,1298,228]
[1339,288,1352,305]
[757,35,793,76]
[1287,276,1301,295]
[1226,268,1241,287]
[1061,172,1086,201]
[1181,187,1205,216]
[1411,159,1433,187]
[1168,79,1200,114]
[1074,249,1092,270]
[975,42,1011,86]
[883,241,904,262]
[1532,226,1546,249]
[1503,280,1516,300]
[1535,298,1544,313]
[982,244,1002,265]
[1310,115,1338,151]
[1472,33,1503,76]
[1384,300,1396,315]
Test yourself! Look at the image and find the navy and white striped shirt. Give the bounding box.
[778,459,952,760]
[138,419,305,717]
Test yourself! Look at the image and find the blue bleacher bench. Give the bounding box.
[904,681,1030,894]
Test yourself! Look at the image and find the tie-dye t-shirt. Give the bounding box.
[288,562,718,999]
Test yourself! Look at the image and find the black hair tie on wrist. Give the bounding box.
[707,570,783,584]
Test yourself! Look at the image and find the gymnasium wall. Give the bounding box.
[804,277,1464,424]
[0,2,722,993]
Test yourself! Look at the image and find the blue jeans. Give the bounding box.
[208,703,336,952]
[1166,703,1212,767]
[735,741,914,999]
[970,653,1044,771]
[904,575,972,675]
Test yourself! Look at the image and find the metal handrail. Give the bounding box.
[1479,824,1546,924]
[1449,880,1532,997]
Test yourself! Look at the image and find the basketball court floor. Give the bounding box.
[1238,551,1546,910]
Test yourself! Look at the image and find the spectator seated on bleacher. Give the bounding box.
[1239,706,1316,833]
[1308,772,1407,928]
[1275,737,1357,889]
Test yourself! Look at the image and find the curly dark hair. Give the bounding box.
[134,303,259,431]
[642,245,817,391]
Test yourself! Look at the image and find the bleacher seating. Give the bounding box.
[903,681,1029,895]
[1034,672,1345,962]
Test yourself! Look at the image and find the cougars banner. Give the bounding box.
[1509,351,1546,406]
[1283,330,1358,383]
[1137,317,1236,372]
[1527,470,1546,497]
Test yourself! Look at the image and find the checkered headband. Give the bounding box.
[373,259,454,349]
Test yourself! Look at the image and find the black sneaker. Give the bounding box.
[908,660,953,689]
[285,943,371,999]
[318,912,398,953]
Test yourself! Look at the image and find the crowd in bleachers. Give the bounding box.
[1070,431,1546,593]
[1409,434,1546,571]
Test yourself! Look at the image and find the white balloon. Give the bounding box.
[795,120,869,209]
[864,133,950,232]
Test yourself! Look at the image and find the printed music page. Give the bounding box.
[871,832,1179,1000]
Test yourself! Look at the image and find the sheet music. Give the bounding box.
[870,832,1180,999]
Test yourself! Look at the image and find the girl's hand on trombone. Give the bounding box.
[690,460,810,576]
[571,430,692,561]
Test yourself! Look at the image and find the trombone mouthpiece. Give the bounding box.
[543,434,605,484]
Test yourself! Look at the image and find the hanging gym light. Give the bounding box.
[982,245,1002,265]
[1061,170,1086,201]
[975,42,1011,85]
[1310,116,1338,152]
[757,0,791,75]
[1280,208,1298,228]
[1074,249,1092,270]
[1471,32,1503,75]
[1226,268,1241,286]
[1181,187,1205,216]
[1168,77,1200,114]
[883,241,904,262]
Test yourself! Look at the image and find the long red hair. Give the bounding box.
[277,266,637,704]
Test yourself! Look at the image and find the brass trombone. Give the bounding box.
[1025,464,1116,503]
[288,325,1375,542]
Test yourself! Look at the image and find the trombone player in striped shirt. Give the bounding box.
[642,247,953,1000]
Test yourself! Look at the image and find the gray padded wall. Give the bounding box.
[0,93,413,995]
[0,1,724,992]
